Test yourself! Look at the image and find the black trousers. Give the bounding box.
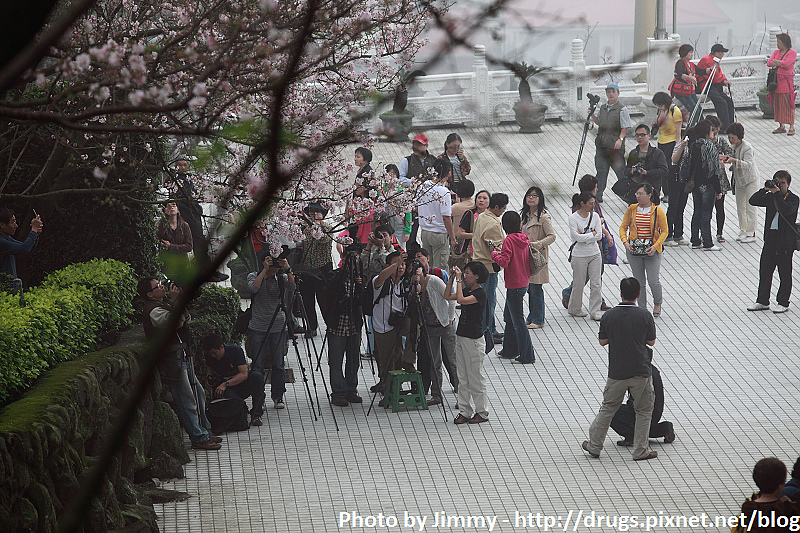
[298,269,329,332]
[177,200,210,264]
[611,404,672,441]
[757,238,794,307]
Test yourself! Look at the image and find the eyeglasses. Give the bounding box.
[526,193,539,198]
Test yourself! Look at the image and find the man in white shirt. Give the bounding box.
[417,158,456,270]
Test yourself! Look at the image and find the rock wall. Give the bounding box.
[0,347,189,533]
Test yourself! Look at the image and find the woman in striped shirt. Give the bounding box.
[619,184,668,317]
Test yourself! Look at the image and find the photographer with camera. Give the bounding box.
[360,223,394,360]
[591,83,631,203]
[622,125,668,206]
[138,277,222,450]
[371,251,416,400]
[410,262,456,406]
[322,244,364,407]
[247,248,295,410]
[747,171,799,313]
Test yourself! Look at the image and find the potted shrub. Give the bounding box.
[509,61,549,133]
[380,69,425,142]
[757,87,774,119]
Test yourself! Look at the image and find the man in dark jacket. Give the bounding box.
[747,170,799,313]
[0,207,42,281]
[623,124,669,205]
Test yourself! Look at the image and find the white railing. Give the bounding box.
[365,27,799,131]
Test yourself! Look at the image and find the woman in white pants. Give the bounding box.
[619,184,669,316]
[725,123,760,243]
[567,192,604,320]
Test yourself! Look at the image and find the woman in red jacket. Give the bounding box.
[491,211,535,364]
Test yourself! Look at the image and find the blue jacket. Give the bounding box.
[0,231,39,278]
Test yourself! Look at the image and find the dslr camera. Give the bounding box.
[765,178,780,189]
[632,162,645,175]
[587,93,601,106]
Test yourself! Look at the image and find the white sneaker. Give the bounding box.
[773,304,789,313]
[273,399,285,409]
[569,311,588,318]
[747,302,770,311]
[677,238,691,245]
[735,234,744,242]
[691,244,703,249]
[703,245,721,251]
[741,236,757,243]
[591,313,603,321]
[665,239,680,247]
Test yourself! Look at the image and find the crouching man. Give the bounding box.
[202,333,266,427]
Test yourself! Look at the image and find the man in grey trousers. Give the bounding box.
[582,277,658,461]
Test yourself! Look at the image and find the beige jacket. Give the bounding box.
[472,210,505,270]
[523,211,556,284]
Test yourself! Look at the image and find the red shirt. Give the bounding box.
[696,55,728,87]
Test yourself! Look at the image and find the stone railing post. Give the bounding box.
[769,27,780,52]
[474,45,490,127]
[647,36,677,95]
[569,38,586,122]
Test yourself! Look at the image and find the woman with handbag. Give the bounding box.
[521,186,555,329]
[767,33,797,135]
[620,184,668,317]
[456,189,490,259]
[671,44,708,127]
[724,123,760,243]
[491,211,535,364]
[567,192,604,320]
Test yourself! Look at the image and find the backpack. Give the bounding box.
[678,147,692,185]
[206,398,249,434]
[361,276,391,316]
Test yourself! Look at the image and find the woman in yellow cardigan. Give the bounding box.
[620,183,669,317]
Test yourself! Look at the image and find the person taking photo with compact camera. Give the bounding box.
[747,170,799,314]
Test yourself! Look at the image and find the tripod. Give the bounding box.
[573,97,600,186]
[687,61,719,128]
[251,271,319,421]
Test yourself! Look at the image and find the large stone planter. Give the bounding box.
[757,90,774,119]
[379,111,414,142]
[513,101,548,133]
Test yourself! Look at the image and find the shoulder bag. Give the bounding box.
[528,243,547,276]
[767,50,788,92]
[448,209,474,271]
[669,60,695,97]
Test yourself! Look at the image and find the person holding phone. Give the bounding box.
[0,207,43,280]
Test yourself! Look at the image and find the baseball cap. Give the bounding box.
[605,82,620,92]
[710,44,729,53]
[412,133,429,145]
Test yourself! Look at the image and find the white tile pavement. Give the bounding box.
[156,109,800,532]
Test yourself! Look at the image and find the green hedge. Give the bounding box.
[0,259,136,403]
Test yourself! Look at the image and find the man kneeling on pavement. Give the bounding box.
[202,333,266,427]
[610,364,675,447]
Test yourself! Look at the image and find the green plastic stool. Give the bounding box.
[385,370,428,413]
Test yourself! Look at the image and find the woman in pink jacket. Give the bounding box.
[491,211,535,364]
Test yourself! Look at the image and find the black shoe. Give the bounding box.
[370,383,384,393]
[250,415,263,427]
[427,396,442,406]
[492,333,504,344]
[207,271,229,282]
[616,439,633,447]
[330,396,349,407]
[345,392,363,404]
[663,422,676,443]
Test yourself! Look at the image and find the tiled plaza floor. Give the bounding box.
[156,109,800,532]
